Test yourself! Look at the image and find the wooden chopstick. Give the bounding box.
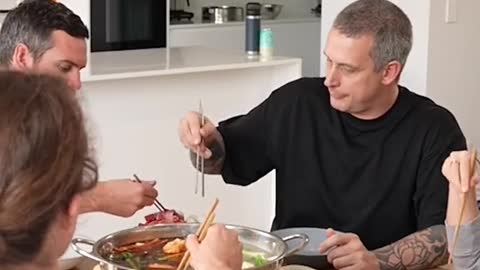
[177,201,218,270]
[448,148,477,264]
[177,198,219,270]
[182,213,216,268]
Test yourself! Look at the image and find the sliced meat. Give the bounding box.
[140,210,186,226]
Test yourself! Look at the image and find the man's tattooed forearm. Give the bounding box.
[189,134,225,174]
[374,225,448,270]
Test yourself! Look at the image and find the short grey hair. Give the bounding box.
[0,0,89,66]
[333,0,412,71]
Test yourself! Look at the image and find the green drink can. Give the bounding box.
[260,28,274,57]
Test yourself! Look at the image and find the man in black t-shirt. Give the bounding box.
[178,0,465,269]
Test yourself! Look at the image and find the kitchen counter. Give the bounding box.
[169,17,321,29]
[83,46,301,82]
[168,18,321,77]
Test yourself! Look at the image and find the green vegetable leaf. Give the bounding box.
[122,252,142,270]
[242,250,268,267]
[254,254,267,266]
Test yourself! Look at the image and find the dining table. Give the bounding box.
[76,258,453,270]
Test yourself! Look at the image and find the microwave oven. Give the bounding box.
[90,0,167,52]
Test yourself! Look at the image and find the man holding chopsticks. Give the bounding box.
[442,151,480,269]
[179,0,467,269]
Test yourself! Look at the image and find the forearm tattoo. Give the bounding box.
[189,132,226,174]
[374,225,448,270]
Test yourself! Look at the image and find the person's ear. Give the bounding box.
[10,43,36,71]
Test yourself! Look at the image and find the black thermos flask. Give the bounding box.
[245,2,261,55]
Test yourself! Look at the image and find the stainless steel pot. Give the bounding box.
[261,4,283,20]
[202,6,244,23]
[71,223,309,270]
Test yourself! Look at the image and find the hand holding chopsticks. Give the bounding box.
[177,198,219,270]
[179,102,226,197]
[132,174,166,212]
[184,219,243,270]
[443,148,478,264]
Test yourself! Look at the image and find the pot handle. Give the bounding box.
[71,238,136,270]
[282,233,309,257]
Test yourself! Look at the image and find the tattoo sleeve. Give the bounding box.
[374,225,448,270]
[189,129,226,174]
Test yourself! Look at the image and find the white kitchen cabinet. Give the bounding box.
[170,18,322,76]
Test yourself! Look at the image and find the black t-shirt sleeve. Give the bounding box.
[217,102,273,186]
[216,78,306,186]
[414,107,466,230]
[217,93,279,186]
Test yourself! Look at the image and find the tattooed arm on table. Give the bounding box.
[374,225,447,270]
[319,225,447,270]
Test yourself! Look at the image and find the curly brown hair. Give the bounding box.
[0,71,98,266]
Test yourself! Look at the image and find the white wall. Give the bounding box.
[0,0,18,11]
[426,0,480,146]
[178,0,319,20]
[0,12,6,26]
[0,0,22,26]
[393,1,431,95]
[320,0,431,95]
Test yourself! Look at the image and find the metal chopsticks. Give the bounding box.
[195,100,206,197]
[133,174,166,212]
